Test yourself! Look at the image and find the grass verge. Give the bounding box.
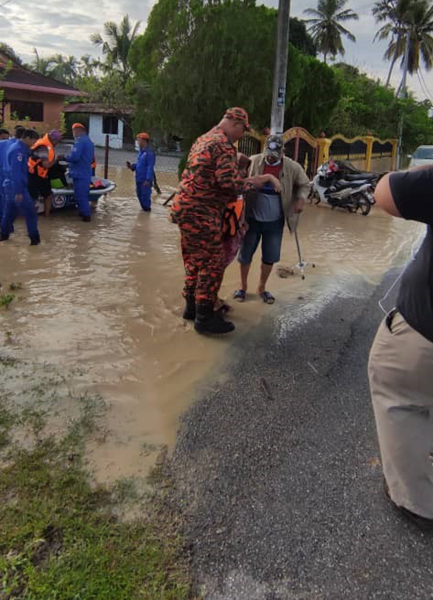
[0,357,193,600]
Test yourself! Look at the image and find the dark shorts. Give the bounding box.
[238,219,284,265]
[28,174,52,200]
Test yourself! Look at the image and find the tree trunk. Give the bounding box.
[323,52,327,64]
[386,49,399,87]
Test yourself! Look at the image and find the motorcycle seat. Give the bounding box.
[344,173,376,181]
[334,179,367,190]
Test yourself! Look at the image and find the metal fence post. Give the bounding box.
[104,134,109,180]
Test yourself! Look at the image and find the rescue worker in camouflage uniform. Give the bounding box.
[170,107,281,335]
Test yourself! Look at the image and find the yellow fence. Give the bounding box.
[238,129,398,173]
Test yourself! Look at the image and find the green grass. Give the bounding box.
[0,374,192,599]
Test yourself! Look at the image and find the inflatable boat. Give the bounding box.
[35,175,116,214]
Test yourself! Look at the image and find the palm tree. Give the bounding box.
[303,0,359,63]
[373,0,433,86]
[90,15,141,79]
[31,48,54,76]
[79,54,101,78]
[48,54,79,84]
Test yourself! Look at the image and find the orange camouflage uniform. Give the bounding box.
[171,126,249,305]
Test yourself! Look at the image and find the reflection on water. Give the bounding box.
[0,166,424,482]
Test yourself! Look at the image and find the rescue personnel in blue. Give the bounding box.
[0,128,10,223]
[0,128,40,245]
[0,126,25,225]
[64,123,95,222]
[126,132,156,212]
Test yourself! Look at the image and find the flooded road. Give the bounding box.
[0,165,424,483]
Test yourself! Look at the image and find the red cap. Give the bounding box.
[72,123,86,130]
[136,132,149,140]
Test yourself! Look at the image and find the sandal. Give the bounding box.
[233,289,246,302]
[260,291,275,304]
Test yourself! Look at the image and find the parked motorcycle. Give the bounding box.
[310,159,378,216]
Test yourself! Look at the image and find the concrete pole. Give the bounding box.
[270,0,291,135]
[396,30,410,170]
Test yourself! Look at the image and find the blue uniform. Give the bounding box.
[1,140,39,242]
[0,139,13,222]
[131,147,155,211]
[66,134,94,218]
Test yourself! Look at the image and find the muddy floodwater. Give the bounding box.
[0,165,424,483]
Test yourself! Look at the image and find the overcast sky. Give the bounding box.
[1,0,432,101]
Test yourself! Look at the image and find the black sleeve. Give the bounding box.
[389,168,433,225]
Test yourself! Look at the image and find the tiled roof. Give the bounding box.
[64,103,134,115]
[0,65,84,96]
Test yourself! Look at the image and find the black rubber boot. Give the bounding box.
[183,296,196,320]
[81,215,91,223]
[194,303,235,335]
[30,234,41,246]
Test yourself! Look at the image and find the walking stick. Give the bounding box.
[163,192,175,207]
[289,214,315,280]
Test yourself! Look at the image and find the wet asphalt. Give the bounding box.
[172,270,433,599]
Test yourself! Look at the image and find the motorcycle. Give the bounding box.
[310,159,378,216]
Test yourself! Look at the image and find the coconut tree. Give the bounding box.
[31,49,54,76]
[48,54,79,84]
[303,0,359,63]
[90,15,141,79]
[373,0,433,86]
[79,54,101,78]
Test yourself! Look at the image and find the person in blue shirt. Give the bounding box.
[127,132,156,212]
[1,129,40,245]
[0,129,10,223]
[65,123,95,222]
[0,126,24,224]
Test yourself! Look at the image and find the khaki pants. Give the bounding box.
[368,310,433,519]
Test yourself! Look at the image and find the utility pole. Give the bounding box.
[396,30,410,170]
[270,0,291,135]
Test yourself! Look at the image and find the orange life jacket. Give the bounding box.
[222,196,245,237]
[28,134,55,179]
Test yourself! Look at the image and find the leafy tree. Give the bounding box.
[373,0,433,86]
[328,63,433,152]
[48,54,79,84]
[289,17,317,56]
[0,43,22,65]
[130,0,339,150]
[91,15,141,80]
[304,0,359,63]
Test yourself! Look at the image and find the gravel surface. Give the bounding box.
[173,271,433,599]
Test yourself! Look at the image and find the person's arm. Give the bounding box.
[145,151,156,185]
[375,168,433,224]
[215,147,280,195]
[36,146,55,169]
[65,139,83,164]
[252,173,282,193]
[10,150,24,198]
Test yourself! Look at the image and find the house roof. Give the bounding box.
[63,103,134,116]
[0,54,85,97]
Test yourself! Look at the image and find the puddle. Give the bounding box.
[0,165,424,482]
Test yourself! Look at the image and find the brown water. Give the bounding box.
[0,166,424,482]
